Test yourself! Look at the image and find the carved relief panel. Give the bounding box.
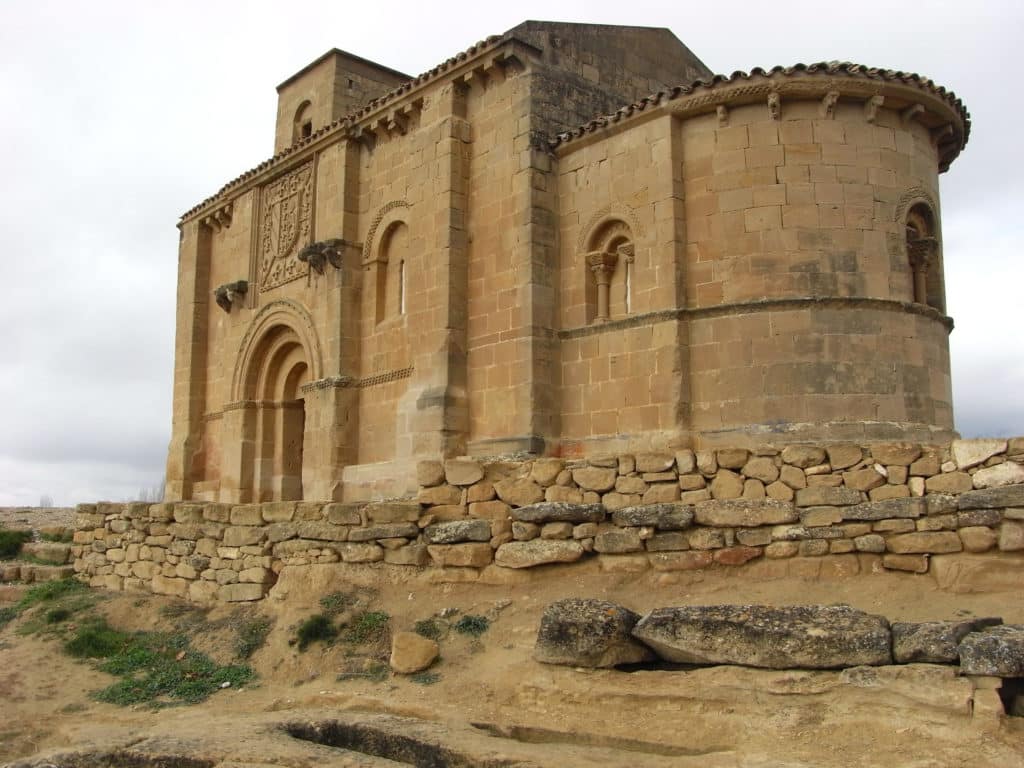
[259,161,314,290]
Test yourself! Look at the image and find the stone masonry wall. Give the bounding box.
[73,438,1024,602]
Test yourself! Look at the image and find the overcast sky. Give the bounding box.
[0,1,1020,506]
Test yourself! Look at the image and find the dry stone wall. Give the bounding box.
[71,438,1024,603]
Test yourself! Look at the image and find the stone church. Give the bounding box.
[166,21,969,503]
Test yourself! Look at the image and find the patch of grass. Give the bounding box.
[0,529,32,558]
[453,615,490,637]
[341,611,390,644]
[18,577,87,609]
[45,607,72,624]
[319,591,355,617]
[410,671,441,686]
[235,618,271,659]
[63,618,253,707]
[40,531,73,543]
[413,617,446,641]
[296,614,337,650]
[0,606,17,629]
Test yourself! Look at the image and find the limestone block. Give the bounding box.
[265,523,298,543]
[742,479,765,499]
[736,528,772,547]
[219,583,265,602]
[869,443,922,466]
[594,528,643,554]
[910,456,941,476]
[781,446,826,468]
[540,522,573,540]
[512,522,539,541]
[807,474,841,487]
[843,468,886,491]
[635,453,675,473]
[998,521,1024,551]
[534,599,653,668]
[230,505,263,526]
[688,529,725,550]
[295,522,348,541]
[795,487,864,507]
[325,503,363,525]
[571,467,617,492]
[841,498,924,521]
[779,465,808,490]
[467,481,496,503]
[680,489,712,504]
[222,527,264,547]
[696,450,718,475]
[618,455,636,475]
[887,531,961,555]
[695,499,797,527]
[766,481,795,501]
[239,566,273,584]
[873,519,915,533]
[649,551,713,571]
[417,460,445,487]
[646,532,690,551]
[494,540,584,569]
[799,540,829,556]
[958,626,1024,676]
[710,469,744,499]
[932,553,1024,592]
[260,502,297,523]
[215,569,238,585]
[958,484,1024,510]
[675,449,697,474]
[952,439,1007,470]
[677,474,705,491]
[742,457,779,483]
[601,492,641,511]
[426,543,492,568]
[424,519,491,544]
[958,508,1001,527]
[348,523,418,542]
[893,618,1003,663]
[168,524,202,541]
[926,473,973,494]
[384,545,429,566]
[869,485,910,501]
[615,475,648,494]
[829,540,855,554]
[444,459,484,487]
[716,449,749,470]
[854,534,886,553]
[972,462,1024,489]
[612,503,694,530]
[882,554,929,573]
[469,500,512,520]
[633,604,891,669]
[494,478,545,506]
[511,502,604,524]
[530,459,564,487]
[765,541,799,558]
[335,543,384,563]
[916,515,956,532]
[391,631,439,674]
[588,455,618,468]
[418,484,463,506]
[714,546,762,565]
[827,445,862,470]
[642,484,680,504]
[800,507,842,527]
[151,574,189,597]
[545,486,584,503]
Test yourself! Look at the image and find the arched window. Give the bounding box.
[292,100,313,145]
[905,202,942,311]
[584,220,634,324]
[375,221,409,324]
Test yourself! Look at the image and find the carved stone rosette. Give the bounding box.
[259,161,314,290]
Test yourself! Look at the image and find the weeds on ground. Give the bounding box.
[11,578,95,635]
[235,618,271,659]
[63,617,254,707]
[413,617,446,641]
[410,671,441,685]
[296,614,337,650]
[336,660,389,683]
[341,611,390,644]
[0,528,32,558]
[0,607,17,629]
[39,530,73,543]
[453,615,490,637]
[319,591,355,617]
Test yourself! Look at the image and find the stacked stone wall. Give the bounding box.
[71,438,1024,602]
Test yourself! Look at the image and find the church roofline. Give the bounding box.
[275,48,412,92]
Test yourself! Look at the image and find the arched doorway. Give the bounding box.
[246,325,310,501]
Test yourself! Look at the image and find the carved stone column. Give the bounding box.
[908,237,936,305]
[588,251,618,322]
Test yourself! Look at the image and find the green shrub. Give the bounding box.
[45,607,72,624]
[235,618,271,659]
[413,617,446,641]
[296,614,337,650]
[40,531,73,543]
[453,615,490,637]
[341,611,389,644]
[0,606,17,629]
[319,591,354,617]
[410,671,441,685]
[18,578,86,608]
[64,620,130,658]
[0,529,31,559]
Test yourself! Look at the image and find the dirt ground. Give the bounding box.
[2,560,1023,767]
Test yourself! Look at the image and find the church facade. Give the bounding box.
[166,21,969,503]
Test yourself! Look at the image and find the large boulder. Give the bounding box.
[632,604,892,669]
[390,631,439,674]
[892,618,1003,663]
[534,598,654,668]
[958,625,1024,676]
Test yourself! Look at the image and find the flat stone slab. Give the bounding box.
[840,498,925,521]
[693,499,796,527]
[534,598,655,668]
[632,604,892,669]
[510,502,605,524]
[423,519,492,544]
[892,618,1003,663]
[958,625,1024,676]
[611,503,694,530]
[957,484,1024,510]
[494,539,584,568]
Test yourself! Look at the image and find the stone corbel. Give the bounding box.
[587,250,619,323]
[298,238,355,274]
[201,202,233,232]
[901,103,925,126]
[214,280,248,312]
[767,91,781,121]
[820,90,840,119]
[348,124,376,151]
[386,108,409,136]
[716,104,729,127]
[864,95,884,123]
[930,123,954,147]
